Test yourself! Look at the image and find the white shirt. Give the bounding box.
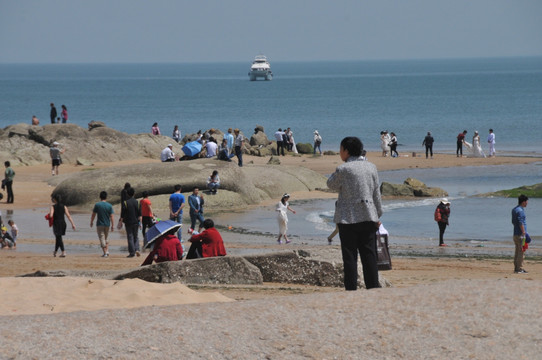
[161,147,175,161]
[487,133,495,144]
[274,131,285,142]
[206,141,218,157]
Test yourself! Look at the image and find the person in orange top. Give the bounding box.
[139,191,155,247]
[186,219,226,259]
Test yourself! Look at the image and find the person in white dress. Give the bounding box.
[276,194,296,244]
[487,129,496,157]
[471,131,486,158]
[380,131,391,157]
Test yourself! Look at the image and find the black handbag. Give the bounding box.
[377,234,392,270]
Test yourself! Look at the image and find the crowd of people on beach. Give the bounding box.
[6,113,532,291]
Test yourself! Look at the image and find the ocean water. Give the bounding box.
[1,57,542,154]
[2,58,542,251]
[209,163,542,247]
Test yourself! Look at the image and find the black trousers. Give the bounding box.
[55,235,65,252]
[235,146,243,167]
[5,180,13,203]
[186,242,203,259]
[338,221,381,290]
[456,141,463,156]
[425,145,433,158]
[438,221,447,245]
[276,141,285,156]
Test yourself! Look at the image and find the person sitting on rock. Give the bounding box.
[186,219,226,259]
[141,228,183,266]
[218,139,234,161]
[161,144,175,162]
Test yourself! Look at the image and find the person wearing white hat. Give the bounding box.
[50,141,65,176]
[434,198,451,246]
[161,144,175,162]
[313,130,322,155]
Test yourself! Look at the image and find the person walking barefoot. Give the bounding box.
[50,193,76,257]
[276,194,296,244]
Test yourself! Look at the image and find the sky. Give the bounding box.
[1,0,541,63]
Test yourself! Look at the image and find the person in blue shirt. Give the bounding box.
[169,184,185,241]
[511,194,528,274]
[225,128,235,154]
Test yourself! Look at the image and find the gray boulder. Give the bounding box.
[244,252,344,287]
[296,142,313,154]
[250,131,270,147]
[52,158,327,207]
[267,156,281,165]
[0,123,183,166]
[254,125,265,134]
[244,251,390,288]
[380,182,414,197]
[88,121,106,130]
[117,256,263,285]
[381,178,448,198]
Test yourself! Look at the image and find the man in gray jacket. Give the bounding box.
[327,136,383,290]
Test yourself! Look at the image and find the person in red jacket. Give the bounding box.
[186,219,227,259]
[141,229,183,266]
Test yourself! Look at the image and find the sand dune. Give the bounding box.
[0,277,233,316]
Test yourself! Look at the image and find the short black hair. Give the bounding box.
[124,182,131,190]
[127,187,135,197]
[193,186,199,191]
[142,191,148,198]
[4,161,10,167]
[340,137,363,157]
[99,191,107,200]
[518,194,529,205]
[174,184,182,191]
[203,219,214,229]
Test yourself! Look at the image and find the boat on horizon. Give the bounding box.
[248,55,272,81]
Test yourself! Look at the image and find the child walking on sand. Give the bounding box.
[8,220,17,248]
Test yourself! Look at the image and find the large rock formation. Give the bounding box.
[0,123,183,166]
[381,178,448,198]
[21,251,391,288]
[51,158,328,207]
[117,256,263,285]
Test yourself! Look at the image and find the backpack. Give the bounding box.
[434,207,441,222]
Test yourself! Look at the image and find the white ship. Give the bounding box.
[248,55,273,81]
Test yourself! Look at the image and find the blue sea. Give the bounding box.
[1,57,542,252]
[1,57,542,154]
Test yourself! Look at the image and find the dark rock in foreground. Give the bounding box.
[117,256,263,285]
[20,251,390,289]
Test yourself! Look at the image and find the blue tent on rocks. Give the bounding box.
[182,141,202,157]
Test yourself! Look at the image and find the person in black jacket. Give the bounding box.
[119,187,141,257]
[422,131,434,159]
[50,103,57,124]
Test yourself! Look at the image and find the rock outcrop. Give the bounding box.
[0,123,183,166]
[117,256,264,285]
[381,177,448,198]
[0,123,311,166]
[51,158,328,207]
[21,251,391,288]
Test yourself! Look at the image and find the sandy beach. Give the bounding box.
[1,152,541,358]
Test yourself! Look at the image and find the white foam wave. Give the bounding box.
[305,212,336,232]
[382,197,462,212]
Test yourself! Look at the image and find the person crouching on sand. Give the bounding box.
[141,228,183,266]
[185,219,226,259]
[276,193,296,244]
